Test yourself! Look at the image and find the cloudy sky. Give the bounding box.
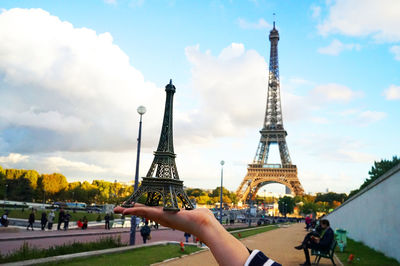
[0,0,399,194]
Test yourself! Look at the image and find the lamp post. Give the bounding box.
[3,184,8,209]
[248,192,252,227]
[284,203,287,218]
[130,105,146,246]
[43,189,46,208]
[219,160,224,224]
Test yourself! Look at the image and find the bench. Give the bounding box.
[311,240,337,265]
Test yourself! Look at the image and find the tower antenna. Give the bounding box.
[273,13,276,28]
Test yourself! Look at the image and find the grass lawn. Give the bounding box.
[51,244,202,266]
[335,238,399,266]
[232,225,279,239]
[3,208,121,222]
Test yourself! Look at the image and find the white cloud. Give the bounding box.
[237,18,271,30]
[0,109,86,133]
[0,153,29,164]
[390,45,400,61]
[184,43,267,136]
[318,39,360,55]
[383,85,400,100]
[311,117,330,124]
[0,8,165,153]
[129,0,145,8]
[311,5,321,19]
[45,156,106,173]
[318,0,400,42]
[339,109,386,126]
[104,0,117,4]
[337,150,376,164]
[310,83,362,102]
[183,42,314,141]
[354,111,386,126]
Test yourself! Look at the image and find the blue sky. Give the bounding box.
[0,0,399,194]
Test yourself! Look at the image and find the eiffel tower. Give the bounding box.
[123,80,194,211]
[236,22,304,203]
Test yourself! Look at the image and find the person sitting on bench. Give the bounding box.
[295,219,334,266]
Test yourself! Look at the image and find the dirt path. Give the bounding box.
[158,223,341,266]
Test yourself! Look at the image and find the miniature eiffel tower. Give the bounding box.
[122,80,194,211]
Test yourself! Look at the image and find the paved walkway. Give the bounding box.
[159,223,341,266]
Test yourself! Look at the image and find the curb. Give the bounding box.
[0,229,131,242]
[0,227,170,242]
[1,241,202,266]
[150,248,209,266]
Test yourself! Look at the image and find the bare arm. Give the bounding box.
[114,205,249,266]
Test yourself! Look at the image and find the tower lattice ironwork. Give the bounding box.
[123,80,194,211]
[236,22,304,203]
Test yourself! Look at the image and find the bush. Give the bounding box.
[0,236,123,263]
[96,215,102,222]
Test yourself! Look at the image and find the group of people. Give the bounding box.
[76,216,88,230]
[25,208,77,231]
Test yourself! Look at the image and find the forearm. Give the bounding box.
[199,220,249,266]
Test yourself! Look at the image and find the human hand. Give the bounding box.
[114,204,217,241]
[114,204,249,266]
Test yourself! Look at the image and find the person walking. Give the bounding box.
[63,211,71,230]
[184,232,191,243]
[57,209,65,230]
[47,210,55,230]
[27,209,35,231]
[82,216,88,230]
[140,221,151,244]
[40,212,47,230]
[305,215,311,231]
[104,213,110,230]
[1,210,9,227]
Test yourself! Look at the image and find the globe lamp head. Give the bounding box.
[137,105,146,115]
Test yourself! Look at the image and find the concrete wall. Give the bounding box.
[326,163,400,262]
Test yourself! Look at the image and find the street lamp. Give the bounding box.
[219,160,225,224]
[284,203,287,218]
[130,105,146,245]
[3,184,8,209]
[43,189,46,208]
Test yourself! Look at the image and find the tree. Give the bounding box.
[40,173,68,195]
[0,165,5,199]
[278,196,295,217]
[315,192,347,205]
[300,201,318,215]
[347,156,399,200]
[6,177,33,202]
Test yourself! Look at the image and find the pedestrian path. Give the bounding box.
[158,223,342,266]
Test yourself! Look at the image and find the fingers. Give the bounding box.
[122,206,164,219]
[114,206,125,214]
[114,203,147,214]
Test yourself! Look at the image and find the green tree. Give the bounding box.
[315,192,347,205]
[0,165,5,199]
[347,156,399,200]
[300,201,318,215]
[6,177,33,202]
[278,196,295,217]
